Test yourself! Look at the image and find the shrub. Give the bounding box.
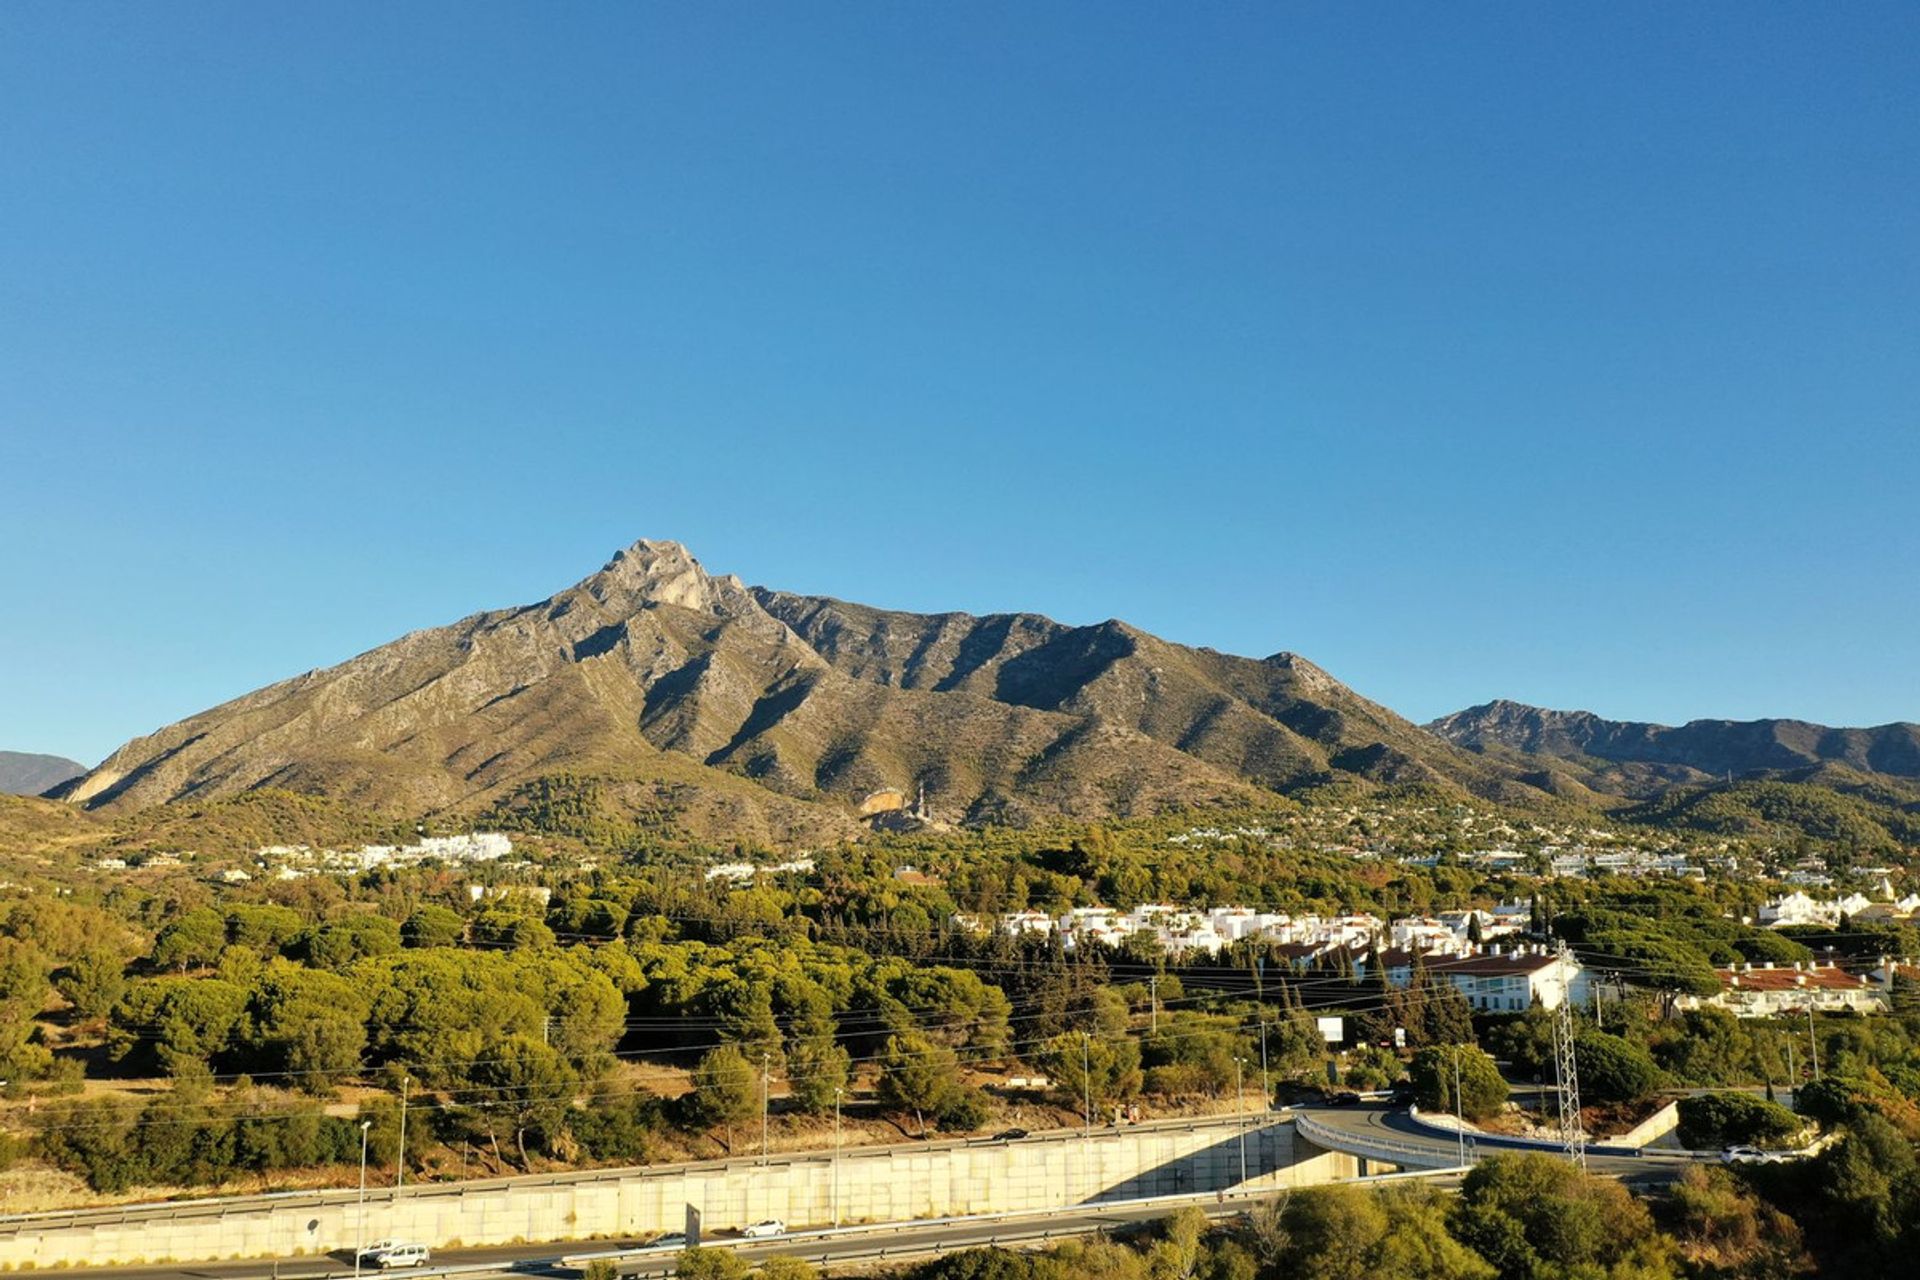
[1573,1029,1663,1105]
[1409,1045,1508,1122]
[1676,1091,1804,1149]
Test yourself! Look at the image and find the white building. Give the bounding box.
[1430,947,1588,1013]
[1679,961,1890,1018]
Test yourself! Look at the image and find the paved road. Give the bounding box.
[21,1195,1282,1280]
[1293,1103,1701,1191]
[33,1106,1707,1280]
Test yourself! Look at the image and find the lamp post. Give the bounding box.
[761,1052,771,1166]
[1234,1056,1248,1186]
[831,1086,843,1227]
[395,1076,409,1190]
[354,1119,372,1278]
[1259,1022,1270,1112]
[1081,1032,1094,1199]
[1453,1047,1466,1168]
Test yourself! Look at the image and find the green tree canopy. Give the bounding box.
[1675,1092,1804,1149]
[1409,1046,1508,1123]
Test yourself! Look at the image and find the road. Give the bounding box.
[19,1194,1292,1280]
[27,1106,1711,1280]
[1293,1102,1703,1191]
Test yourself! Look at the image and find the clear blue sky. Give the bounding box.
[3,3,1915,765]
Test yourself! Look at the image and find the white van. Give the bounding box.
[373,1243,431,1269]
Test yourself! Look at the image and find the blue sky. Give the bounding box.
[2,3,1915,765]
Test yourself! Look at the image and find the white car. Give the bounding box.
[369,1243,432,1269]
[741,1219,786,1239]
[356,1240,400,1263]
[643,1232,689,1251]
[1721,1146,1784,1165]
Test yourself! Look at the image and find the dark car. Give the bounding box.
[1324,1091,1362,1107]
[992,1127,1030,1141]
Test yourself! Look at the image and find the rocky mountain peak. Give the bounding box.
[581,539,754,617]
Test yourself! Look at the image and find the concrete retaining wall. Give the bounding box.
[1615,1102,1682,1149]
[0,1119,1342,1269]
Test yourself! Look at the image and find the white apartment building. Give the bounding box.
[1679,961,1890,1018]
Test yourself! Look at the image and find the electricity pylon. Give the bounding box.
[1551,940,1587,1170]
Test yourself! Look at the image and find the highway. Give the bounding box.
[21,1106,1713,1280]
[19,1191,1312,1280]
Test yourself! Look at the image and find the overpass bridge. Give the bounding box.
[1291,1102,1709,1191]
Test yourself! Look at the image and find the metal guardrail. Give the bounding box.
[1292,1110,1465,1168]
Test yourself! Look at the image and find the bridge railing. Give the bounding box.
[1293,1110,1466,1170]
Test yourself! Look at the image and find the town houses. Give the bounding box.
[1679,960,1893,1018]
[1358,944,1590,1013]
[950,902,1589,1011]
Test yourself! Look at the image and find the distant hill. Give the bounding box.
[0,752,87,797]
[1428,700,1920,787]
[58,540,1535,831]
[1616,766,1920,849]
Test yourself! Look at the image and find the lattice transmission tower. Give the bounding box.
[1551,940,1587,1169]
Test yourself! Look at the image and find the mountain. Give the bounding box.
[1428,700,1920,788]
[0,752,87,797]
[58,540,1531,832]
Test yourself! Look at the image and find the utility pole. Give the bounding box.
[1149,975,1158,1035]
[395,1075,409,1189]
[831,1086,843,1227]
[1550,942,1586,1170]
[354,1119,372,1279]
[761,1052,771,1165]
[1788,1041,1797,1089]
[1234,1057,1248,1185]
[1807,1007,1821,1081]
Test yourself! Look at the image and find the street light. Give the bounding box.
[761,1052,771,1166]
[831,1086,843,1227]
[1258,1022,1270,1112]
[1081,1033,1094,1200]
[354,1119,373,1279]
[396,1076,410,1190]
[1234,1057,1248,1186]
[1453,1046,1466,1168]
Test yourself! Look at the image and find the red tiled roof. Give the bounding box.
[1717,966,1870,993]
[1428,952,1560,977]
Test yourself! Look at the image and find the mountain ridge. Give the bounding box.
[58,540,1526,830]
[0,752,87,797]
[1428,699,1920,786]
